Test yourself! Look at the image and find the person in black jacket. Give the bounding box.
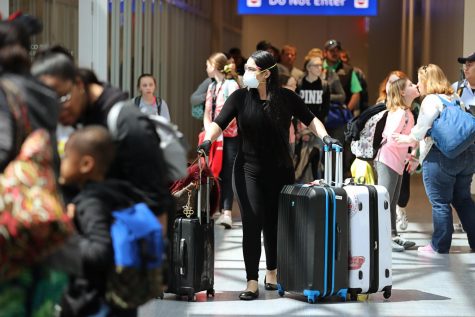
[55,125,149,316]
[198,50,341,300]
[30,48,174,234]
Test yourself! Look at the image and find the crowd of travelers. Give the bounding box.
[0,11,473,316]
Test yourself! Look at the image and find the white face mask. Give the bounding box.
[243,71,260,89]
[242,63,277,89]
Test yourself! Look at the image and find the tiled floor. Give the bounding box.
[140,174,475,317]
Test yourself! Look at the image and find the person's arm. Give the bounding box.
[0,112,13,172]
[160,99,171,122]
[348,71,362,111]
[190,78,212,106]
[203,85,213,129]
[75,198,113,272]
[322,81,331,120]
[328,71,346,104]
[393,95,441,144]
[202,89,240,142]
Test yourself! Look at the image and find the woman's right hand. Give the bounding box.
[323,135,343,148]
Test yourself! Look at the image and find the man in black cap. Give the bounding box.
[323,39,362,113]
[451,52,475,233]
[453,52,475,115]
[323,39,362,177]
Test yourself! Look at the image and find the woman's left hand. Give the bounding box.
[392,133,414,144]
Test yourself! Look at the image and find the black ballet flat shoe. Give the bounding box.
[264,277,278,291]
[239,289,259,300]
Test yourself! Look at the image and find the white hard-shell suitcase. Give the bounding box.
[344,183,392,300]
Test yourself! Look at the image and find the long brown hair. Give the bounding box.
[386,78,411,111]
[376,70,407,103]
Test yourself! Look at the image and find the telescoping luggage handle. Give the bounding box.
[324,144,343,188]
[197,150,211,225]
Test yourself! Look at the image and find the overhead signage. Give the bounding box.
[238,0,378,16]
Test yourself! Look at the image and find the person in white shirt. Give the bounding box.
[452,52,475,113]
[394,64,475,254]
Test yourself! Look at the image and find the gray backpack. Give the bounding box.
[107,101,189,182]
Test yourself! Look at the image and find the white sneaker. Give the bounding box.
[212,212,222,221]
[216,214,232,229]
[396,206,408,231]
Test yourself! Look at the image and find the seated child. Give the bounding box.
[56,125,155,317]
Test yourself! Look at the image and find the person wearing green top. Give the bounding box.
[323,39,362,113]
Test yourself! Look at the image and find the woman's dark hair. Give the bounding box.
[31,45,77,81]
[77,68,101,86]
[0,21,31,74]
[251,50,279,97]
[0,20,30,51]
[0,44,30,74]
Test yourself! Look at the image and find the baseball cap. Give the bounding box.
[457,52,475,64]
[324,39,342,51]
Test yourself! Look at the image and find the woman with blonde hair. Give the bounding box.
[203,52,240,228]
[375,77,420,252]
[394,64,475,254]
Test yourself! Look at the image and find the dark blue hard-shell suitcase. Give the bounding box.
[277,145,349,303]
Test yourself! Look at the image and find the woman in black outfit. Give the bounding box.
[198,50,340,300]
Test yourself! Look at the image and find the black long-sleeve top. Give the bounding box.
[214,87,315,167]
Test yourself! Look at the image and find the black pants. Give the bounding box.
[220,137,239,210]
[397,165,411,208]
[233,153,294,281]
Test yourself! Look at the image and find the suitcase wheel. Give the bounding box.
[187,294,196,302]
[336,288,348,301]
[277,284,285,297]
[303,290,320,304]
[348,292,357,301]
[207,289,215,297]
[382,285,392,299]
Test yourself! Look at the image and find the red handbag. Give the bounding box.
[198,131,223,178]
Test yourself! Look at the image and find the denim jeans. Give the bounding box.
[422,144,475,253]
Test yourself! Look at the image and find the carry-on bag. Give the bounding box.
[168,153,215,301]
[277,144,349,303]
[344,181,392,300]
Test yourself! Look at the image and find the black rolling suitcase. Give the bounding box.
[277,144,349,303]
[168,155,215,301]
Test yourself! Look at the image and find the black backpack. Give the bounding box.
[344,103,387,143]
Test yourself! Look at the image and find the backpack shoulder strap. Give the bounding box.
[156,96,162,115]
[134,96,141,106]
[436,95,457,108]
[456,80,464,98]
